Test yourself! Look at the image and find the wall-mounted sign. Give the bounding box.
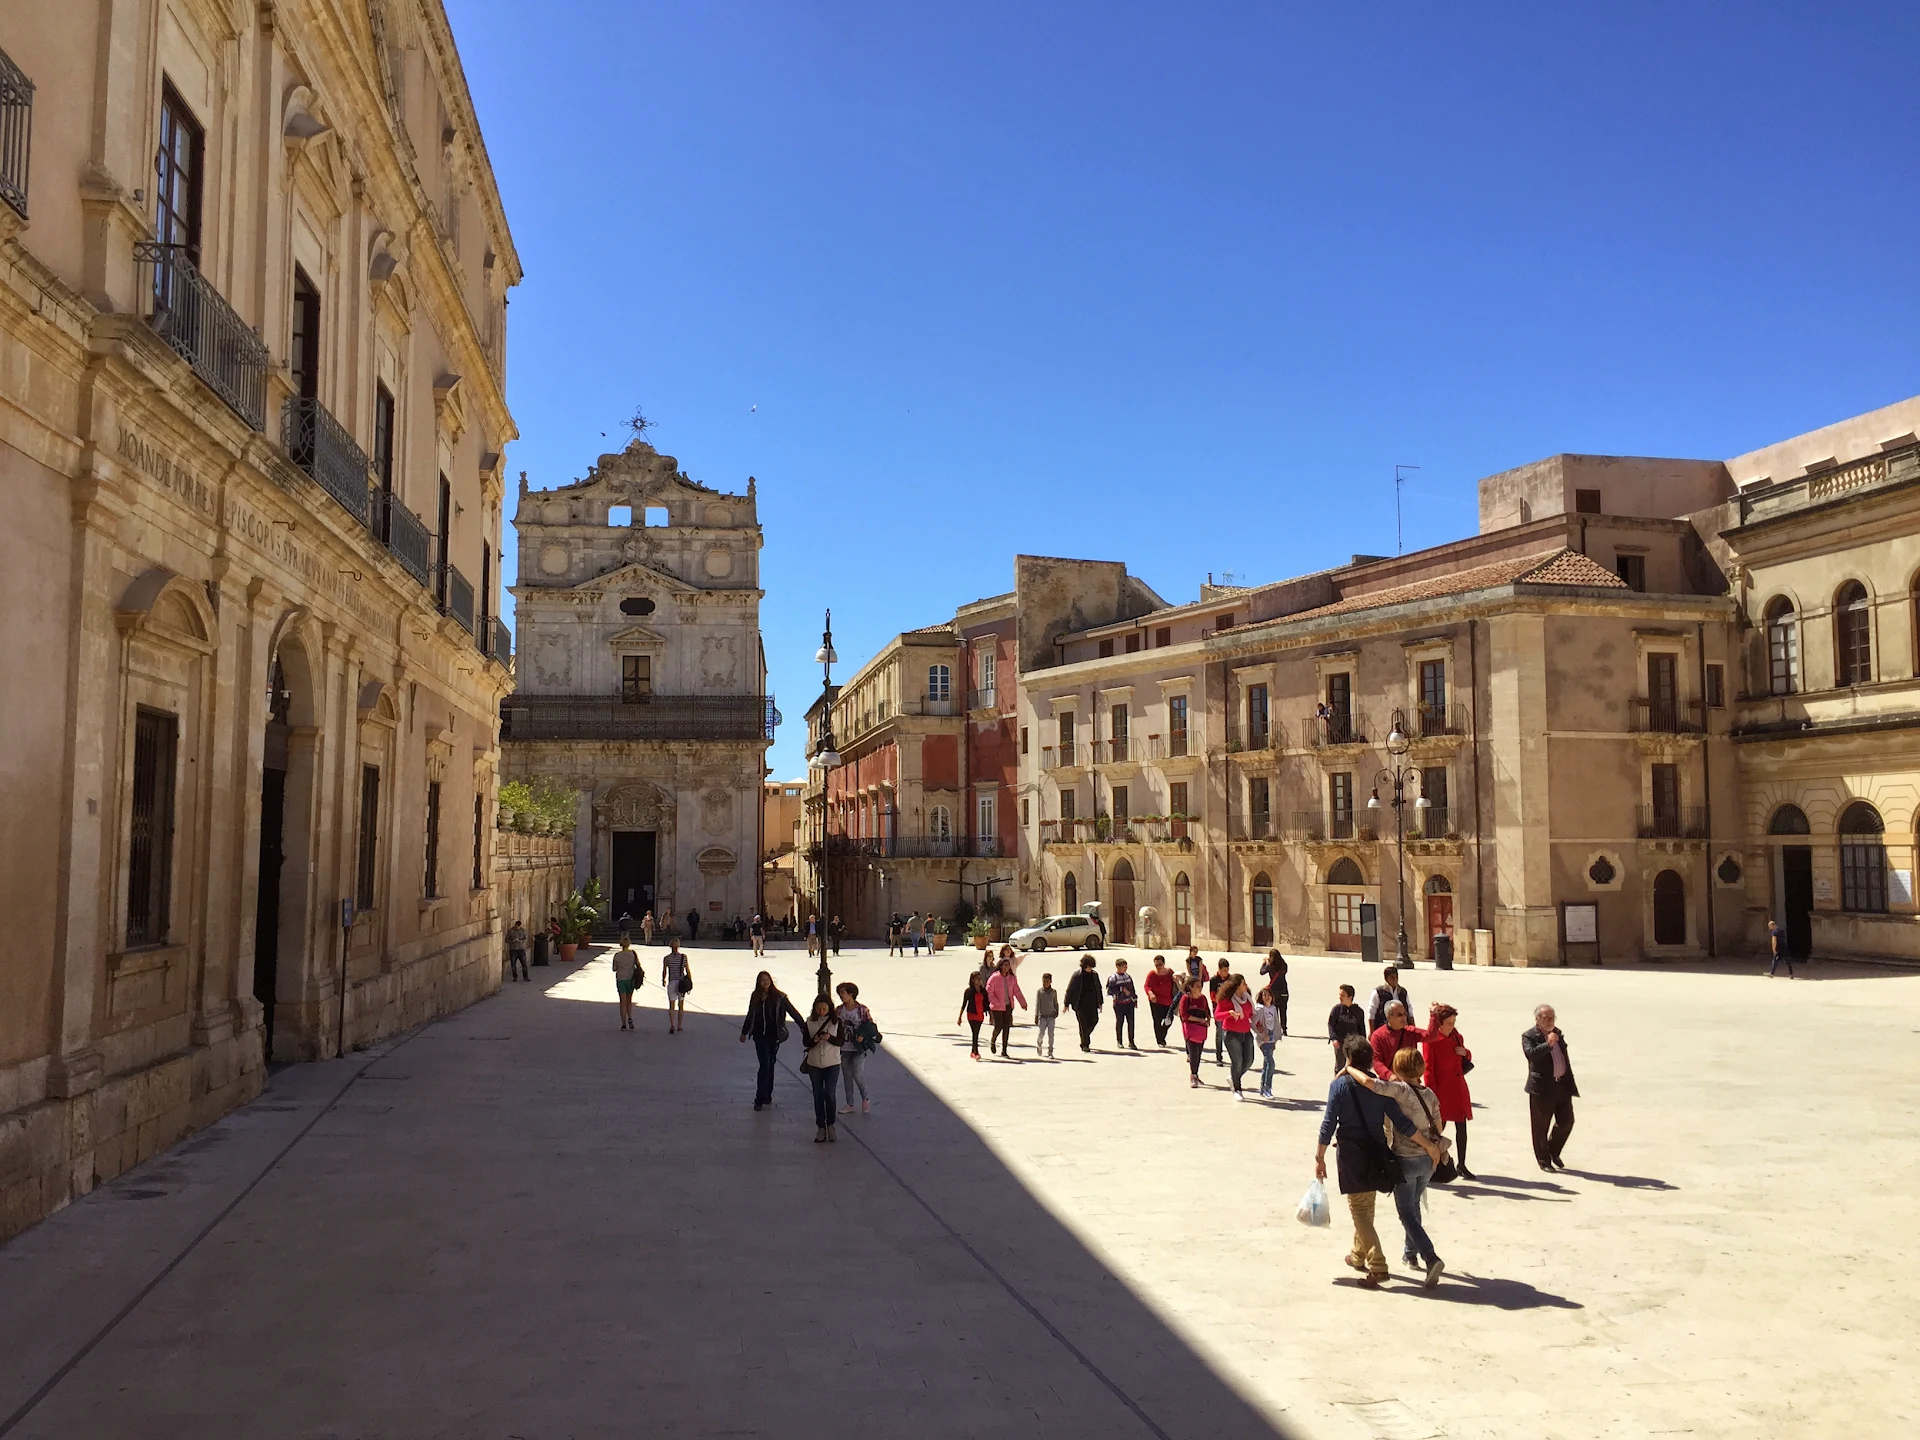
[1563,902,1599,944]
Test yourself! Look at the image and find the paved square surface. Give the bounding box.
[3,941,1916,1439]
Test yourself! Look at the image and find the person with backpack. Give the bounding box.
[957,971,988,1060]
[801,998,845,1142]
[1106,959,1140,1050]
[1176,974,1213,1087]
[835,982,880,1114]
[739,971,806,1111]
[1033,973,1060,1058]
[611,942,643,1029]
[1062,956,1104,1053]
[661,939,691,1034]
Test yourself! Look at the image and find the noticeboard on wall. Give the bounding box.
[1561,901,1601,966]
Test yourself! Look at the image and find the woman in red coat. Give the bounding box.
[1421,1003,1476,1179]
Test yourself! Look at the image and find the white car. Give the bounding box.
[1010,914,1104,952]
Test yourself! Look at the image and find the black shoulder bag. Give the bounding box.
[1411,1086,1457,1184]
[1344,1081,1404,1193]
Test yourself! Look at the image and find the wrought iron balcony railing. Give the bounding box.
[0,47,31,219]
[1223,721,1283,753]
[968,687,999,712]
[1307,709,1369,747]
[1414,702,1467,738]
[1288,810,1373,841]
[283,396,373,524]
[368,491,431,585]
[1631,698,1706,735]
[446,566,475,633]
[1040,743,1088,770]
[136,242,268,430]
[500,694,770,743]
[1228,814,1278,841]
[1637,806,1709,840]
[489,617,513,666]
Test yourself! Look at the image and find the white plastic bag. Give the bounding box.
[1296,1177,1331,1227]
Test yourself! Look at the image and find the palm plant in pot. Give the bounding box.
[556,878,604,960]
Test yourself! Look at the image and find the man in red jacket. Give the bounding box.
[1142,955,1178,1048]
[1370,999,1425,1079]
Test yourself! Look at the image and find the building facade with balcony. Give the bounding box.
[0,2,519,1238]
[500,443,771,933]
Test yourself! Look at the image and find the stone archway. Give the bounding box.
[596,781,676,924]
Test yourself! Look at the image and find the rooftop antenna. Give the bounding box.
[1395,465,1420,554]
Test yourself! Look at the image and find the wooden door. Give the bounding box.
[1425,894,1454,958]
[1329,891,1363,951]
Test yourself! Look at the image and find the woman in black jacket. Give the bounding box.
[740,971,807,1111]
[1062,956,1104,1053]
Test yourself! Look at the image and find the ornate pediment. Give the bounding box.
[595,782,675,831]
[570,560,702,597]
[606,623,668,649]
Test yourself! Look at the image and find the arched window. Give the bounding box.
[1172,872,1192,945]
[1652,870,1686,945]
[1250,871,1274,946]
[1326,856,1364,886]
[1766,597,1798,695]
[1424,874,1452,894]
[1062,871,1078,915]
[1835,582,1872,686]
[927,664,952,702]
[928,804,952,846]
[1839,801,1887,913]
[1768,804,1811,835]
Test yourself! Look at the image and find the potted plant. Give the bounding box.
[928,917,948,952]
[967,917,993,949]
[1093,812,1112,842]
[556,878,603,961]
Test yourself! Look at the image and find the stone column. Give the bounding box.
[1487,613,1558,964]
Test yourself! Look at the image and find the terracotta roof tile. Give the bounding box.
[1286,548,1627,622]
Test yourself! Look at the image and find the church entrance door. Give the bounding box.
[611,831,657,925]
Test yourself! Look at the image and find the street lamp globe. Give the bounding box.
[1366,788,1382,810]
[815,641,837,665]
[1387,721,1410,756]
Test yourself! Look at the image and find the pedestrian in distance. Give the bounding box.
[749,912,766,957]
[661,939,691,1034]
[908,911,923,956]
[1216,973,1256,1100]
[1259,948,1290,1036]
[1328,983,1366,1075]
[807,915,819,958]
[1367,966,1411,1033]
[1208,959,1233,1066]
[986,956,1027,1057]
[1767,918,1795,978]
[958,971,988,1060]
[1034,972,1059,1058]
[1107,958,1140,1050]
[835,982,879,1114]
[686,907,701,943]
[1143,955,1177,1047]
[1314,1034,1423,1287]
[1252,986,1281,1099]
[1522,1004,1578,1171]
[1421,1003,1476,1179]
[640,910,656,946]
[1176,974,1213,1088]
[801,998,845,1142]
[1063,955,1104,1053]
[887,914,904,957]
[1370,1000,1424,1080]
[506,918,529,982]
[1184,945,1205,982]
[830,915,844,957]
[611,942,643,1029]
[1343,1045,1449,1287]
[739,970,806,1111]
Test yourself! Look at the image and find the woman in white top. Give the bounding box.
[802,998,845,1143]
[1346,1045,1448,1287]
[1251,986,1281,1099]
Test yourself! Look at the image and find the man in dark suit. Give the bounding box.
[1521,1004,1578,1171]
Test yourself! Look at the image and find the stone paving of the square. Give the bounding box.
[2,941,1916,1440]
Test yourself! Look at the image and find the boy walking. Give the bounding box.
[1034,974,1059,1058]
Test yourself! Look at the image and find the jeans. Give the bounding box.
[1148,1001,1172,1046]
[508,949,528,980]
[1770,949,1795,977]
[1393,1151,1439,1266]
[753,1035,781,1105]
[1258,1041,1276,1095]
[1529,1087,1575,1167]
[1114,1006,1136,1047]
[810,1065,841,1128]
[1185,1038,1206,1079]
[1214,1021,1226,1064]
[1035,1016,1055,1055]
[842,1049,869,1104]
[1345,1191,1387,1278]
[1223,1030,1254,1093]
[989,1009,1014,1054]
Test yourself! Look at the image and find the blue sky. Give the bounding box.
[449,1,1920,778]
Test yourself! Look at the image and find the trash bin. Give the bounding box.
[1359,903,1379,966]
[532,932,550,968]
[1433,933,1454,971]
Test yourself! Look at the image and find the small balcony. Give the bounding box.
[489,617,513,667]
[1228,814,1278,841]
[1097,736,1145,765]
[1223,720,1283,754]
[1631,698,1705,735]
[1406,808,1452,840]
[0,47,32,220]
[445,566,475,634]
[137,242,270,431]
[1414,702,1466,738]
[1637,805,1709,840]
[967,687,999,713]
[1307,709,1369,747]
[369,491,431,586]
[1040,743,1087,771]
[283,396,373,524]
[1288,809,1371,842]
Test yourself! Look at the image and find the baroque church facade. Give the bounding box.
[501,442,772,930]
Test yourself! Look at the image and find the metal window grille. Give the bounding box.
[0,47,34,219]
[471,792,484,892]
[423,780,442,898]
[356,765,381,910]
[126,709,178,947]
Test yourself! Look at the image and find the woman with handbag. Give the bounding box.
[739,971,806,1112]
[1421,1003,1476,1179]
[660,940,691,1035]
[1313,1035,1425,1286]
[835,982,881,1114]
[1345,1046,1450,1287]
[801,998,846,1142]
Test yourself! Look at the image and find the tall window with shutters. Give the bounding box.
[423,781,442,899]
[355,765,381,911]
[126,709,179,947]
[1835,582,1872,686]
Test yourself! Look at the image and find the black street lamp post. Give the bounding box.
[1367,708,1429,967]
[810,610,841,1002]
